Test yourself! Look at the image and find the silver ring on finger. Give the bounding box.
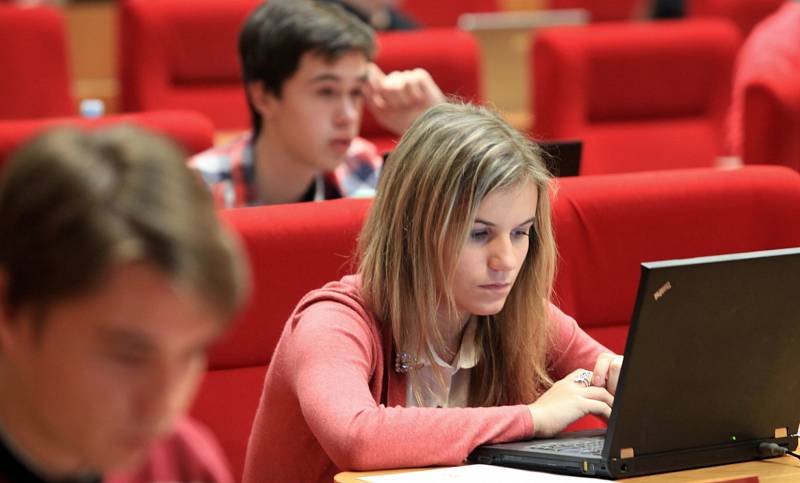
[574,370,592,387]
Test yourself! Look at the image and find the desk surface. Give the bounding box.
[335,454,800,482]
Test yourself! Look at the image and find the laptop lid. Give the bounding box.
[605,247,800,474]
[539,140,582,177]
[470,247,800,478]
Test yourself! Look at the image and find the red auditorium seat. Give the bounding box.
[363,28,483,152]
[400,0,500,27]
[688,0,784,35]
[548,0,643,22]
[118,0,261,130]
[531,19,741,175]
[195,199,371,482]
[191,165,800,477]
[0,4,74,119]
[740,77,800,173]
[0,110,215,169]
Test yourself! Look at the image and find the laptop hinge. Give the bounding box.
[775,427,789,438]
[620,447,635,459]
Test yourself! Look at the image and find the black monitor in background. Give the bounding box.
[539,139,582,178]
[381,139,583,178]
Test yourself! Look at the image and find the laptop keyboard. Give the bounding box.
[526,436,605,456]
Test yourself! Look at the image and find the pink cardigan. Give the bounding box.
[243,276,610,483]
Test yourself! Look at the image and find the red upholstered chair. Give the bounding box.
[531,19,741,175]
[192,198,371,481]
[362,28,483,152]
[740,76,800,172]
[0,4,74,119]
[548,0,643,22]
[688,0,784,35]
[553,166,800,354]
[400,0,500,27]
[555,165,800,431]
[118,0,261,130]
[0,110,215,170]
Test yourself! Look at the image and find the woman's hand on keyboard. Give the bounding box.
[527,368,614,438]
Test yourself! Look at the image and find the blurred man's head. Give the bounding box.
[0,126,248,477]
[239,0,375,170]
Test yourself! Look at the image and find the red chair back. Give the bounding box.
[553,166,800,353]
[119,0,261,130]
[0,110,215,169]
[0,4,74,119]
[532,19,741,174]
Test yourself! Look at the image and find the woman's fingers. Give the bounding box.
[592,353,614,387]
[583,398,613,420]
[583,386,615,407]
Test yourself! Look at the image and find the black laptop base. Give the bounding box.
[469,432,797,479]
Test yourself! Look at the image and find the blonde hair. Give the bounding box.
[358,102,556,406]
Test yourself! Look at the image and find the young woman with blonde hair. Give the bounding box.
[243,102,622,483]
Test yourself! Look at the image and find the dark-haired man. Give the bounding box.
[190,0,443,207]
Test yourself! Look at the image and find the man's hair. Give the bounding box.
[239,0,376,135]
[358,102,557,407]
[0,126,249,323]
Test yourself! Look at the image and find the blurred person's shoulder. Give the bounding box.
[106,417,233,483]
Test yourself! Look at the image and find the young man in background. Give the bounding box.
[191,0,443,207]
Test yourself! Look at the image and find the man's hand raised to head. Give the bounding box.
[364,63,445,136]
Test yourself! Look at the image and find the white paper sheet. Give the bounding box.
[359,464,594,482]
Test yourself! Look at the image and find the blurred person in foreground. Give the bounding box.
[0,126,249,482]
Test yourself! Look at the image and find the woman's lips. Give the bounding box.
[479,283,511,292]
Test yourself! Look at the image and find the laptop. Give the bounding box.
[469,247,800,478]
[539,140,582,177]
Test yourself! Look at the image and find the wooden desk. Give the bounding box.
[335,454,800,482]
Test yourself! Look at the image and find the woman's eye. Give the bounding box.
[512,229,531,239]
[350,88,364,99]
[470,229,489,241]
[317,87,336,97]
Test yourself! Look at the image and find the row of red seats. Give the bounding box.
[2,2,796,174]
[0,110,215,170]
[191,165,800,480]
[378,0,784,31]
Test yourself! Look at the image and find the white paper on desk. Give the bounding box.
[359,464,593,482]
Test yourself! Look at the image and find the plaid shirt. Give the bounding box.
[189,132,383,208]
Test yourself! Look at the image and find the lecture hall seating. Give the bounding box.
[740,75,800,173]
[0,4,74,119]
[118,0,261,130]
[0,110,215,169]
[531,18,741,174]
[191,165,800,479]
